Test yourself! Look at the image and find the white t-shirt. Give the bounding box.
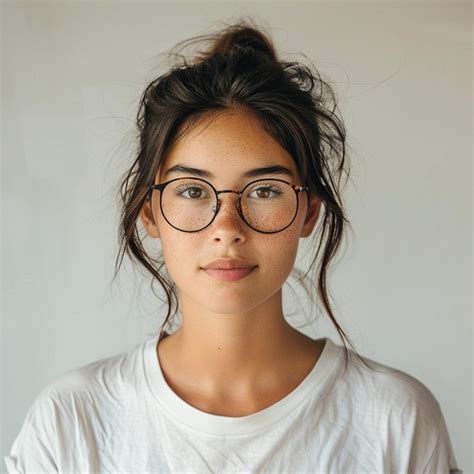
[4,334,462,473]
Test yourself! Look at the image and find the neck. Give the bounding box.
[157,292,322,402]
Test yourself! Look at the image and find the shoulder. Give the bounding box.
[50,338,148,400]
[4,338,151,471]
[27,337,149,421]
[335,344,442,415]
[327,342,460,470]
[325,339,445,434]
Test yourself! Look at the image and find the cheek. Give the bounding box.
[160,236,187,267]
[159,231,202,283]
[155,212,187,266]
[257,233,300,277]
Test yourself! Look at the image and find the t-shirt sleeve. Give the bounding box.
[380,368,463,473]
[422,406,463,474]
[4,389,60,474]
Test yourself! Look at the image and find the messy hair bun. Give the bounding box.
[191,21,278,64]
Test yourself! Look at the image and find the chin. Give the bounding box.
[198,295,259,314]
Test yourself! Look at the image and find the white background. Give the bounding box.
[2,0,472,470]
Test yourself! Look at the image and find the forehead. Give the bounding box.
[159,109,299,180]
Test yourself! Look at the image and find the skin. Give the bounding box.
[140,108,324,416]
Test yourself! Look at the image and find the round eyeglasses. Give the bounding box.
[148,177,308,234]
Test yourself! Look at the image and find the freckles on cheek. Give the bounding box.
[161,251,189,287]
[261,234,298,266]
[275,234,300,268]
[160,236,200,278]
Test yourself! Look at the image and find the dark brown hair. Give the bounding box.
[113,18,376,374]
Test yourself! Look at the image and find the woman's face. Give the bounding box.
[140,109,321,315]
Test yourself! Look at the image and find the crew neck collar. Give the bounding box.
[144,332,343,437]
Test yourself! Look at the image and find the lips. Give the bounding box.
[202,257,256,270]
[202,266,257,281]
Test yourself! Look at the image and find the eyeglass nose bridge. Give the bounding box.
[211,189,244,218]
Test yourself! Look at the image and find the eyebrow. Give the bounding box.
[163,164,295,179]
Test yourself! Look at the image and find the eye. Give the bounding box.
[174,184,210,199]
[247,185,284,199]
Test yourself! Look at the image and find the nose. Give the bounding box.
[211,190,246,228]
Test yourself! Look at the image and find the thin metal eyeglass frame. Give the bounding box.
[148,177,308,234]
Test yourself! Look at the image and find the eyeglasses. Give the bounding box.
[148,177,308,234]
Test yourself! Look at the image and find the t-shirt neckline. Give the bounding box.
[144,332,342,437]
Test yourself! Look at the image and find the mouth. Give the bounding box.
[201,266,257,281]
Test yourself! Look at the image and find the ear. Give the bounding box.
[139,197,160,239]
[300,194,322,238]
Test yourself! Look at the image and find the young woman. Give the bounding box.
[5,19,462,473]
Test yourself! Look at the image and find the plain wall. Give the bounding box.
[2,1,472,470]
